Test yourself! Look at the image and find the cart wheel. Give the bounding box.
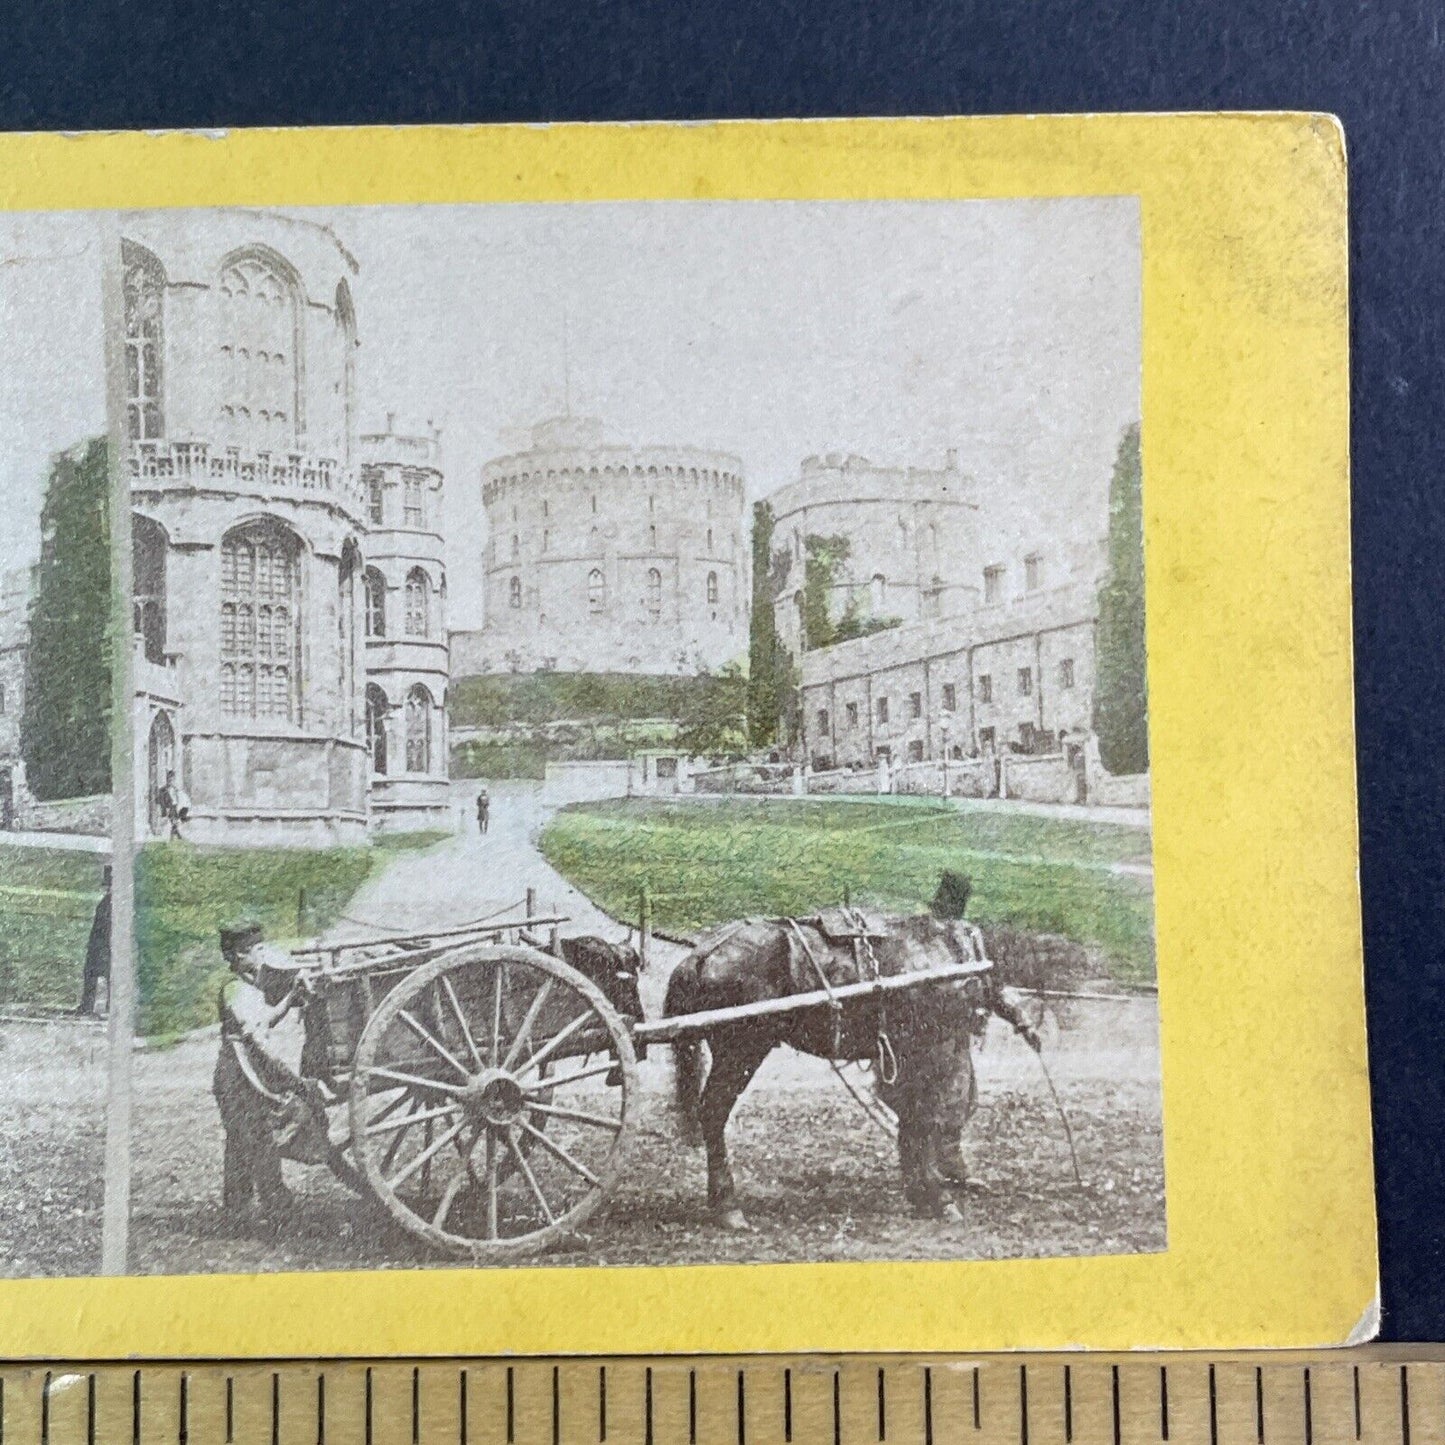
[348,943,637,1261]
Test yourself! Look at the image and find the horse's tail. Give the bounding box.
[664,960,706,1146]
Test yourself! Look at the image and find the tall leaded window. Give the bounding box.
[220,520,301,720]
[646,568,662,618]
[405,568,430,637]
[403,470,425,527]
[123,244,165,441]
[706,571,718,605]
[405,684,432,773]
[218,251,300,452]
[508,576,522,609]
[363,466,385,525]
[366,684,388,775]
[587,568,606,614]
[364,567,386,637]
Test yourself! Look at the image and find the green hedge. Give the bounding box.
[450,671,745,729]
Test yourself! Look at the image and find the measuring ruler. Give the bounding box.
[0,1352,1438,1445]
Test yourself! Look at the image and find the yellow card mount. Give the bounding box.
[0,1351,1435,1445]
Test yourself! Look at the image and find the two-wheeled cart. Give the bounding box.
[286,913,991,1261]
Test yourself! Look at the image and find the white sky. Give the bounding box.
[0,199,1139,625]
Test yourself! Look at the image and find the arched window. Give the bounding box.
[363,466,385,525]
[363,567,386,637]
[403,470,425,527]
[511,534,519,559]
[365,684,389,775]
[122,243,165,441]
[336,281,356,463]
[871,573,887,611]
[706,571,718,605]
[404,567,430,637]
[794,590,806,650]
[508,576,522,609]
[588,568,606,614]
[405,684,433,773]
[220,519,300,720]
[132,514,168,663]
[646,568,662,618]
[218,250,300,451]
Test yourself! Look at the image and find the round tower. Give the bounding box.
[471,416,748,676]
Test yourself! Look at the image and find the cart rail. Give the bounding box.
[634,958,993,1044]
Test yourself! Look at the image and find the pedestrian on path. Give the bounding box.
[76,864,112,1016]
[475,786,490,834]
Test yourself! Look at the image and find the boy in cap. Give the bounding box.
[212,920,327,1232]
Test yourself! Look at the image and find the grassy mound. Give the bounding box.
[0,844,108,1010]
[541,797,1155,986]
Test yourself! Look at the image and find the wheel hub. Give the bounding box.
[463,1067,526,1127]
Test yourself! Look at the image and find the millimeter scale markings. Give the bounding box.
[0,1352,1440,1445]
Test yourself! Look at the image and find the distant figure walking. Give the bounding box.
[156,769,191,839]
[76,864,112,1017]
[475,786,490,834]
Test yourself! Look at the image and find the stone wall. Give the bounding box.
[15,792,112,837]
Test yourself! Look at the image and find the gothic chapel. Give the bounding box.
[124,211,449,845]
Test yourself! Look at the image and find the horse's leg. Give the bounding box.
[698,1029,773,1231]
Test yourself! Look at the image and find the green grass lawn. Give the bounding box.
[541,797,1157,985]
[136,831,447,1040]
[0,844,108,1011]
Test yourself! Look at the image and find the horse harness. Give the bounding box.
[784,909,899,1084]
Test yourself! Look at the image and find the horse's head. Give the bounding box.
[559,935,645,1023]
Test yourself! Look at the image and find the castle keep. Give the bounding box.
[453,416,749,677]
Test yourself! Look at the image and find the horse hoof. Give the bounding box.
[717,1207,752,1232]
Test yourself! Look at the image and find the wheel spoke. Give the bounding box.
[518,1117,600,1187]
[398,1008,472,1080]
[380,1107,416,1172]
[490,965,504,1066]
[515,1010,593,1079]
[364,1087,414,1131]
[527,1100,623,1133]
[364,1065,465,1096]
[387,1118,466,1190]
[430,1166,468,1230]
[366,1101,460,1137]
[522,1058,615,1093]
[485,1130,500,1240]
[505,1130,556,1224]
[503,978,554,1070]
[440,974,485,1071]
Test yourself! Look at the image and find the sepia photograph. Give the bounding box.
[1,196,1159,1276]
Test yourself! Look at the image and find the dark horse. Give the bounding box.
[664,872,1037,1227]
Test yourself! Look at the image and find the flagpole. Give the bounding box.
[100,215,135,1277]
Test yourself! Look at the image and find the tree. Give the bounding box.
[745,501,794,747]
[1092,423,1148,775]
[676,664,748,757]
[21,439,113,800]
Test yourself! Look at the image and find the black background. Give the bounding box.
[3,0,1440,1341]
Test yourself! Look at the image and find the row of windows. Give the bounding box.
[365,683,436,775]
[506,568,721,614]
[364,466,430,528]
[121,240,357,457]
[983,554,1044,605]
[363,567,440,639]
[815,659,1078,734]
[501,524,727,558]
